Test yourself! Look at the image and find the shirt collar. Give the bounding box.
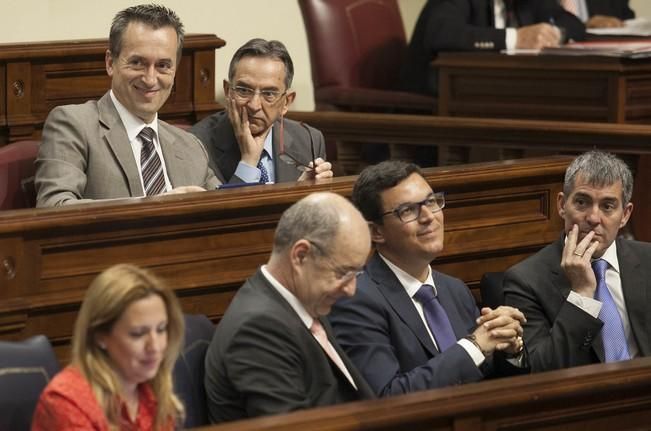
[110,90,159,142]
[260,265,313,328]
[263,125,274,160]
[378,253,436,297]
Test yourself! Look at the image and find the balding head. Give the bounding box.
[269,192,371,317]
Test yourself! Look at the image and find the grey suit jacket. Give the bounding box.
[329,252,528,397]
[190,111,326,184]
[204,269,374,424]
[35,91,220,207]
[504,235,651,372]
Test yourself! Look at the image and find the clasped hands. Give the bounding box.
[473,306,526,356]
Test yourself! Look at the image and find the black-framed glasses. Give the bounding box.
[229,84,287,104]
[278,119,316,172]
[381,192,446,223]
[306,239,364,283]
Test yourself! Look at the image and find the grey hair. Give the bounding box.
[109,4,185,61]
[273,195,340,255]
[228,38,294,89]
[564,151,634,205]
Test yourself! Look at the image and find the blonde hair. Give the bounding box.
[71,264,185,430]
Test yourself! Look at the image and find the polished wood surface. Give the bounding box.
[434,52,651,123]
[0,34,224,143]
[197,357,651,431]
[0,157,568,362]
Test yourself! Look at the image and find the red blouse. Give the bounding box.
[31,365,173,431]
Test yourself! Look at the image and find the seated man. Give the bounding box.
[191,39,333,184]
[400,0,586,96]
[204,192,374,423]
[504,151,651,372]
[35,4,220,207]
[560,0,635,28]
[329,161,527,397]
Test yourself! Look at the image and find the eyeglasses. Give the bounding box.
[381,192,446,223]
[229,84,287,104]
[307,239,364,283]
[278,119,316,172]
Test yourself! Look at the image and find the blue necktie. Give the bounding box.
[414,284,457,352]
[592,259,630,362]
[257,151,270,184]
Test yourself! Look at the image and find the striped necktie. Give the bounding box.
[139,127,166,196]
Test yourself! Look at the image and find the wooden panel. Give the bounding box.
[0,34,225,143]
[0,157,569,363]
[198,358,651,431]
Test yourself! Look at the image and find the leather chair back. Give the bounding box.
[0,335,60,431]
[299,0,406,91]
[0,140,39,210]
[173,313,215,428]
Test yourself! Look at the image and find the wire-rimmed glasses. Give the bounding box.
[278,118,316,172]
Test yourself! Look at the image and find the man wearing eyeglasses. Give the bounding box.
[329,160,528,397]
[190,38,333,184]
[204,192,374,423]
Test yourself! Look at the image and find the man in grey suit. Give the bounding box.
[35,4,220,207]
[190,38,333,184]
[204,192,374,423]
[329,161,527,397]
[505,151,651,372]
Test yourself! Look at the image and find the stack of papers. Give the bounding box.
[542,40,651,59]
[587,18,651,37]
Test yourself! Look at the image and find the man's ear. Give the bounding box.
[556,192,566,219]
[105,50,114,77]
[289,239,311,268]
[620,202,634,228]
[223,79,231,98]
[281,91,296,116]
[370,221,386,245]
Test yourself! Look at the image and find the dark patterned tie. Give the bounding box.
[139,127,166,196]
[414,284,457,352]
[257,150,270,183]
[592,259,630,362]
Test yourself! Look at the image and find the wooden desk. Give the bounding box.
[0,157,568,362]
[199,357,651,431]
[434,52,651,123]
[0,34,224,143]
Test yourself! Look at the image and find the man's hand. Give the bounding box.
[165,185,207,194]
[297,158,334,181]
[226,95,266,167]
[587,15,624,29]
[516,23,562,49]
[561,224,600,297]
[473,306,526,355]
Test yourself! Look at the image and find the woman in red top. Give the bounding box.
[32,264,185,430]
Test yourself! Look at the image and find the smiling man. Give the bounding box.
[35,4,220,207]
[504,151,651,372]
[190,38,333,184]
[329,161,528,398]
[204,192,374,423]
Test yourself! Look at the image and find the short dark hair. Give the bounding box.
[109,4,185,62]
[564,151,634,205]
[352,160,423,223]
[228,38,295,89]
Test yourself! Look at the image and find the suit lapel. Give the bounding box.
[272,119,301,183]
[158,124,183,188]
[618,238,649,355]
[367,253,439,356]
[98,93,143,196]
[433,272,472,338]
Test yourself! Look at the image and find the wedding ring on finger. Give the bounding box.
[573,251,584,257]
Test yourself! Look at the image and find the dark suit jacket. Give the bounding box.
[203,269,374,424]
[328,253,527,396]
[190,111,326,184]
[504,236,651,372]
[400,0,586,95]
[35,92,220,207]
[587,0,635,19]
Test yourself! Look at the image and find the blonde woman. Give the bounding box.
[32,264,185,430]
